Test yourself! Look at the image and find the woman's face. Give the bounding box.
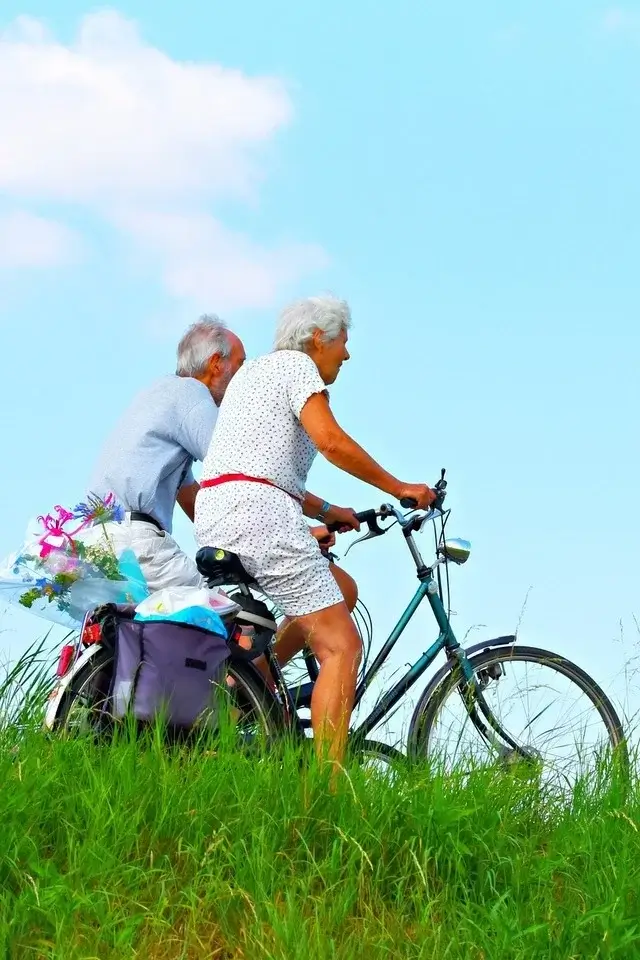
[310,328,350,385]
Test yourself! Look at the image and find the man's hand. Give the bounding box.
[324,505,361,533]
[310,525,336,547]
[396,484,438,510]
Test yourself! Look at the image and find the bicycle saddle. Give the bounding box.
[195,546,255,587]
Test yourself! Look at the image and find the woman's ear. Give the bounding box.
[309,328,325,352]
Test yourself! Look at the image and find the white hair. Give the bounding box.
[176,314,231,377]
[274,295,352,353]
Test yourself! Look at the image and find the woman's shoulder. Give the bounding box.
[239,352,322,397]
[257,350,318,374]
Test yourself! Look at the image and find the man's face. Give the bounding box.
[209,333,246,404]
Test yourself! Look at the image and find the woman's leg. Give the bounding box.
[252,563,358,684]
[274,563,357,665]
[292,600,362,767]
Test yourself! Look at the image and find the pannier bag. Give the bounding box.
[97,605,231,730]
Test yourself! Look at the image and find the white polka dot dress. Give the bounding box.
[195,351,343,618]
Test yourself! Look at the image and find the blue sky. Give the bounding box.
[1,2,639,736]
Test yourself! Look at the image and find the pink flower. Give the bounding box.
[36,505,86,558]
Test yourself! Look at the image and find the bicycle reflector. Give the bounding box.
[81,623,102,646]
[56,644,75,678]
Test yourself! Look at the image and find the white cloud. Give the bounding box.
[0,11,326,310]
[115,208,328,310]
[0,211,82,268]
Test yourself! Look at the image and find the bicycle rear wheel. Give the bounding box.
[408,645,628,793]
[349,738,406,781]
[52,646,285,746]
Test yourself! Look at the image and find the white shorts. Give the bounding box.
[75,516,205,594]
[195,482,343,618]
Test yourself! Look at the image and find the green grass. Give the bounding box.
[1,648,639,959]
[1,722,639,960]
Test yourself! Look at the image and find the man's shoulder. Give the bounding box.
[116,377,212,440]
[140,375,211,409]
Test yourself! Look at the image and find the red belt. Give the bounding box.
[200,473,303,504]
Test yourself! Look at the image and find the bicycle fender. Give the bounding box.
[406,634,516,756]
[43,643,103,731]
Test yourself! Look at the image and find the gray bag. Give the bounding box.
[107,612,230,730]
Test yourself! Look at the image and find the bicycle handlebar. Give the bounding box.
[326,468,448,535]
[325,508,383,536]
[400,467,448,512]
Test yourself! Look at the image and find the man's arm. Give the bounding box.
[181,398,217,462]
[177,481,199,522]
[175,395,215,522]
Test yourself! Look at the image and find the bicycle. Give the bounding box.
[45,470,628,790]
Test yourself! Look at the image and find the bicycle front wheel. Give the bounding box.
[408,645,628,792]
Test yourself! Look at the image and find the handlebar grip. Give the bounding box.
[326,508,381,534]
[325,519,365,533]
[401,492,447,511]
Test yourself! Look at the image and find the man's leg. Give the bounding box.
[133,529,206,592]
[76,520,206,593]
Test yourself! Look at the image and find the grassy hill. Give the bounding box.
[1,718,639,960]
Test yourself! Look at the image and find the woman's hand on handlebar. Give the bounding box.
[324,505,361,533]
[397,483,438,510]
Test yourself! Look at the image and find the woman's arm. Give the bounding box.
[302,492,360,531]
[300,393,434,508]
[300,394,402,496]
[302,490,327,519]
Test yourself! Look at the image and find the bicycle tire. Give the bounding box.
[407,644,629,781]
[350,738,405,765]
[52,646,286,743]
[53,645,113,734]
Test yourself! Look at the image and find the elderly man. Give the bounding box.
[81,315,246,591]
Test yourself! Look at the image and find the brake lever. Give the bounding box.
[319,544,338,562]
[343,527,384,558]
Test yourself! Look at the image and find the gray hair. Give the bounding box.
[176,314,231,377]
[274,295,352,353]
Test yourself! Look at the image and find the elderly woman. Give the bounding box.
[195,296,434,767]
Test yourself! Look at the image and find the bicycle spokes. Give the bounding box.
[426,651,623,793]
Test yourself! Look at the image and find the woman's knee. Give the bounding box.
[303,605,362,665]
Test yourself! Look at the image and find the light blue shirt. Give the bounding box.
[87,375,217,533]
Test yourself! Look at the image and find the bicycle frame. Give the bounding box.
[351,571,467,739]
[280,512,473,734]
[284,577,472,738]
[278,507,529,756]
